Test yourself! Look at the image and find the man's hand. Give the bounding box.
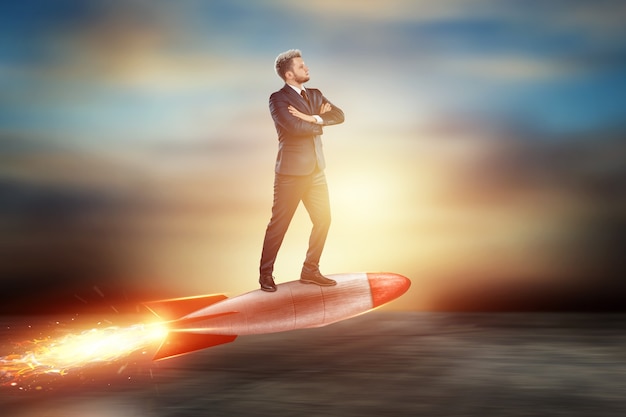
[319,102,332,114]
[288,105,316,123]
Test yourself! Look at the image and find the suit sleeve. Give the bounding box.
[319,95,345,126]
[269,92,323,137]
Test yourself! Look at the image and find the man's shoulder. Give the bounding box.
[306,87,324,101]
[271,85,322,94]
[270,85,291,99]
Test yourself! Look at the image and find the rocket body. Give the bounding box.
[145,272,410,360]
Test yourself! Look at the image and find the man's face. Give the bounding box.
[288,57,310,84]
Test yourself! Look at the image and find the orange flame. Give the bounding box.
[0,322,168,390]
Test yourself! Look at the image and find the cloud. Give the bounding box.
[2,2,275,93]
[430,54,578,81]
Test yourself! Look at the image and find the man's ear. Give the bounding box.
[284,70,293,81]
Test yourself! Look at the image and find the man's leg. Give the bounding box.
[259,174,308,280]
[300,170,335,286]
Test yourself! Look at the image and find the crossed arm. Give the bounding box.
[288,102,333,124]
[270,92,344,136]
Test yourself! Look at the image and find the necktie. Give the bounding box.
[300,89,309,103]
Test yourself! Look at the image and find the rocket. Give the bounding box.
[144,272,410,360]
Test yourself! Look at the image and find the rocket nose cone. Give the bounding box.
[367,273,411,308]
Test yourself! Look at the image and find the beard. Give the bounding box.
[294,74,310,84]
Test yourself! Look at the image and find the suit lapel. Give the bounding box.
[283,84,311,113]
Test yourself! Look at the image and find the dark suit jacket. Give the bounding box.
[269,84,344,175]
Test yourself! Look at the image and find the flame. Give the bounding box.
[0,321,168,390]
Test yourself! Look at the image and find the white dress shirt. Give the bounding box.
[287,84,324,124]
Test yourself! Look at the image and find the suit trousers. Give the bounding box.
[260,169,331,277]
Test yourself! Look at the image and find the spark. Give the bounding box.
[0,321,168,389]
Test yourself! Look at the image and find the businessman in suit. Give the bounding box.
[259,49,345,292]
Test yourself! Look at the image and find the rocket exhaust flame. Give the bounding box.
[0,321,168,390]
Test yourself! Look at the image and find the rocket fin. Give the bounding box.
[144,294,228,321]
[153,332,237,361]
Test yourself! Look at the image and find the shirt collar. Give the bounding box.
[287,83,306,95]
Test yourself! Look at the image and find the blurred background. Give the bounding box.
[1,0,625,314]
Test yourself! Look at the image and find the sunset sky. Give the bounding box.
[1,0,625,313]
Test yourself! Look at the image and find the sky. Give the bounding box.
[1,0,625,313]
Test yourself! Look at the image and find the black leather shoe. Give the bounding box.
[300,271,337,286]
[259,275,277,292]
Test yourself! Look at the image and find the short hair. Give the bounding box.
[275,49,302,81]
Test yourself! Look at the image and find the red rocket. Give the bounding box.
[145,272,411,360]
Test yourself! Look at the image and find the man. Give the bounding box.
[259,49,345,292]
